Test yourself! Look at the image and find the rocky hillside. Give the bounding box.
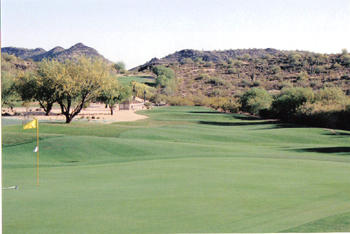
[135,48,350,97]
[132,48,284,71]
[1,43,112,64]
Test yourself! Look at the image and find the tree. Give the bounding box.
[152,65,175,87]
[15,59,68,115]
[97,78,131,115]
[1,71,19,108]
[114,61,125,73]
[57,56,112,123]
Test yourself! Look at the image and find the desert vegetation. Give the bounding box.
[133,48,350,130]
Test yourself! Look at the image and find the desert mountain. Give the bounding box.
[1,43,112,64]
[132,48,284,71]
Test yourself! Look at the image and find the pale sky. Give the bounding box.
[1,0,349,69]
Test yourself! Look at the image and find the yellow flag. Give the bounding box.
[23,119,38,129]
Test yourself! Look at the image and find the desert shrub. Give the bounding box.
[333,63,341,69]
[221,100,241,113]
[181,58,194,65]
[270,87,314,121]
[209,89,223,97]
[167,96,194,106]
[252,80,262,87]
[294,101,350,130]
[144,102,152,109]
[297,71,309,81]
[314,65,326,74]
[241,79,251,87]
[205,77,229,86]
[279,81,294,89]
[204,61,214,67]
[310,80,322,89]
[195,57,204,64]
[271,65,281,74]
[272,74,283,81]
[227,68,238,74]
[190,94,210,106]
[150,93,167,106]
[208,97,226,110]
[315,87,346,103]
[239,88,273,115]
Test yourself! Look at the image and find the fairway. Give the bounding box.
[117,75,155,85]
[2,106,350,233]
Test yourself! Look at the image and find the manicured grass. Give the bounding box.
[117,75,155,85]
[2,106,350,233]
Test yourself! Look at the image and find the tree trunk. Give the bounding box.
[39,101,53,116]
[44,103,53,116]
[110,106,114,115]
[65,115,73,123]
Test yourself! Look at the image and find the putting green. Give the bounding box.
[3,158,350,233]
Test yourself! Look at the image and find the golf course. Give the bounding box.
[2,106,350,233]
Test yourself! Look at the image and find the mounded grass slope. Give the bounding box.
[2,106,350,233]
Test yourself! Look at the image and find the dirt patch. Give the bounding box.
[2,101,149,124]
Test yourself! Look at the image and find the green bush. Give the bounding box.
[239,88,272,115]
[270,87,314,121]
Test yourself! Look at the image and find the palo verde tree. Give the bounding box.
[130,81,154,100]
[97,78,132,115]
[1,71,19,108]
[151,65,175,87]
[57,56,112,123]
[16,59,65,115]
[114,61,126,73]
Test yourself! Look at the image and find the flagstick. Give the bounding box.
[36,118,39,187]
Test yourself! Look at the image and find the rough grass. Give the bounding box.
[2,106,350,233]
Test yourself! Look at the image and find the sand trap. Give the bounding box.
[2,101,149,124]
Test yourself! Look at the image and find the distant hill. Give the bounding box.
[131,48,285,71]
[1,43,112,64]
[131,47,350,97]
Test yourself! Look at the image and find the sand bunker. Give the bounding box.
[2,101,149,124]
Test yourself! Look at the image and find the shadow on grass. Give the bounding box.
[292,147,350,154]
[257,122,306,130]
[43,122,67,125]
[189,111,226,115]
[233,115,261,120]
[323,132,350,137]
[198,120,278,126]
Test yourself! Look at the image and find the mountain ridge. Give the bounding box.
[132,48,289,71]
[1,43,112,64]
